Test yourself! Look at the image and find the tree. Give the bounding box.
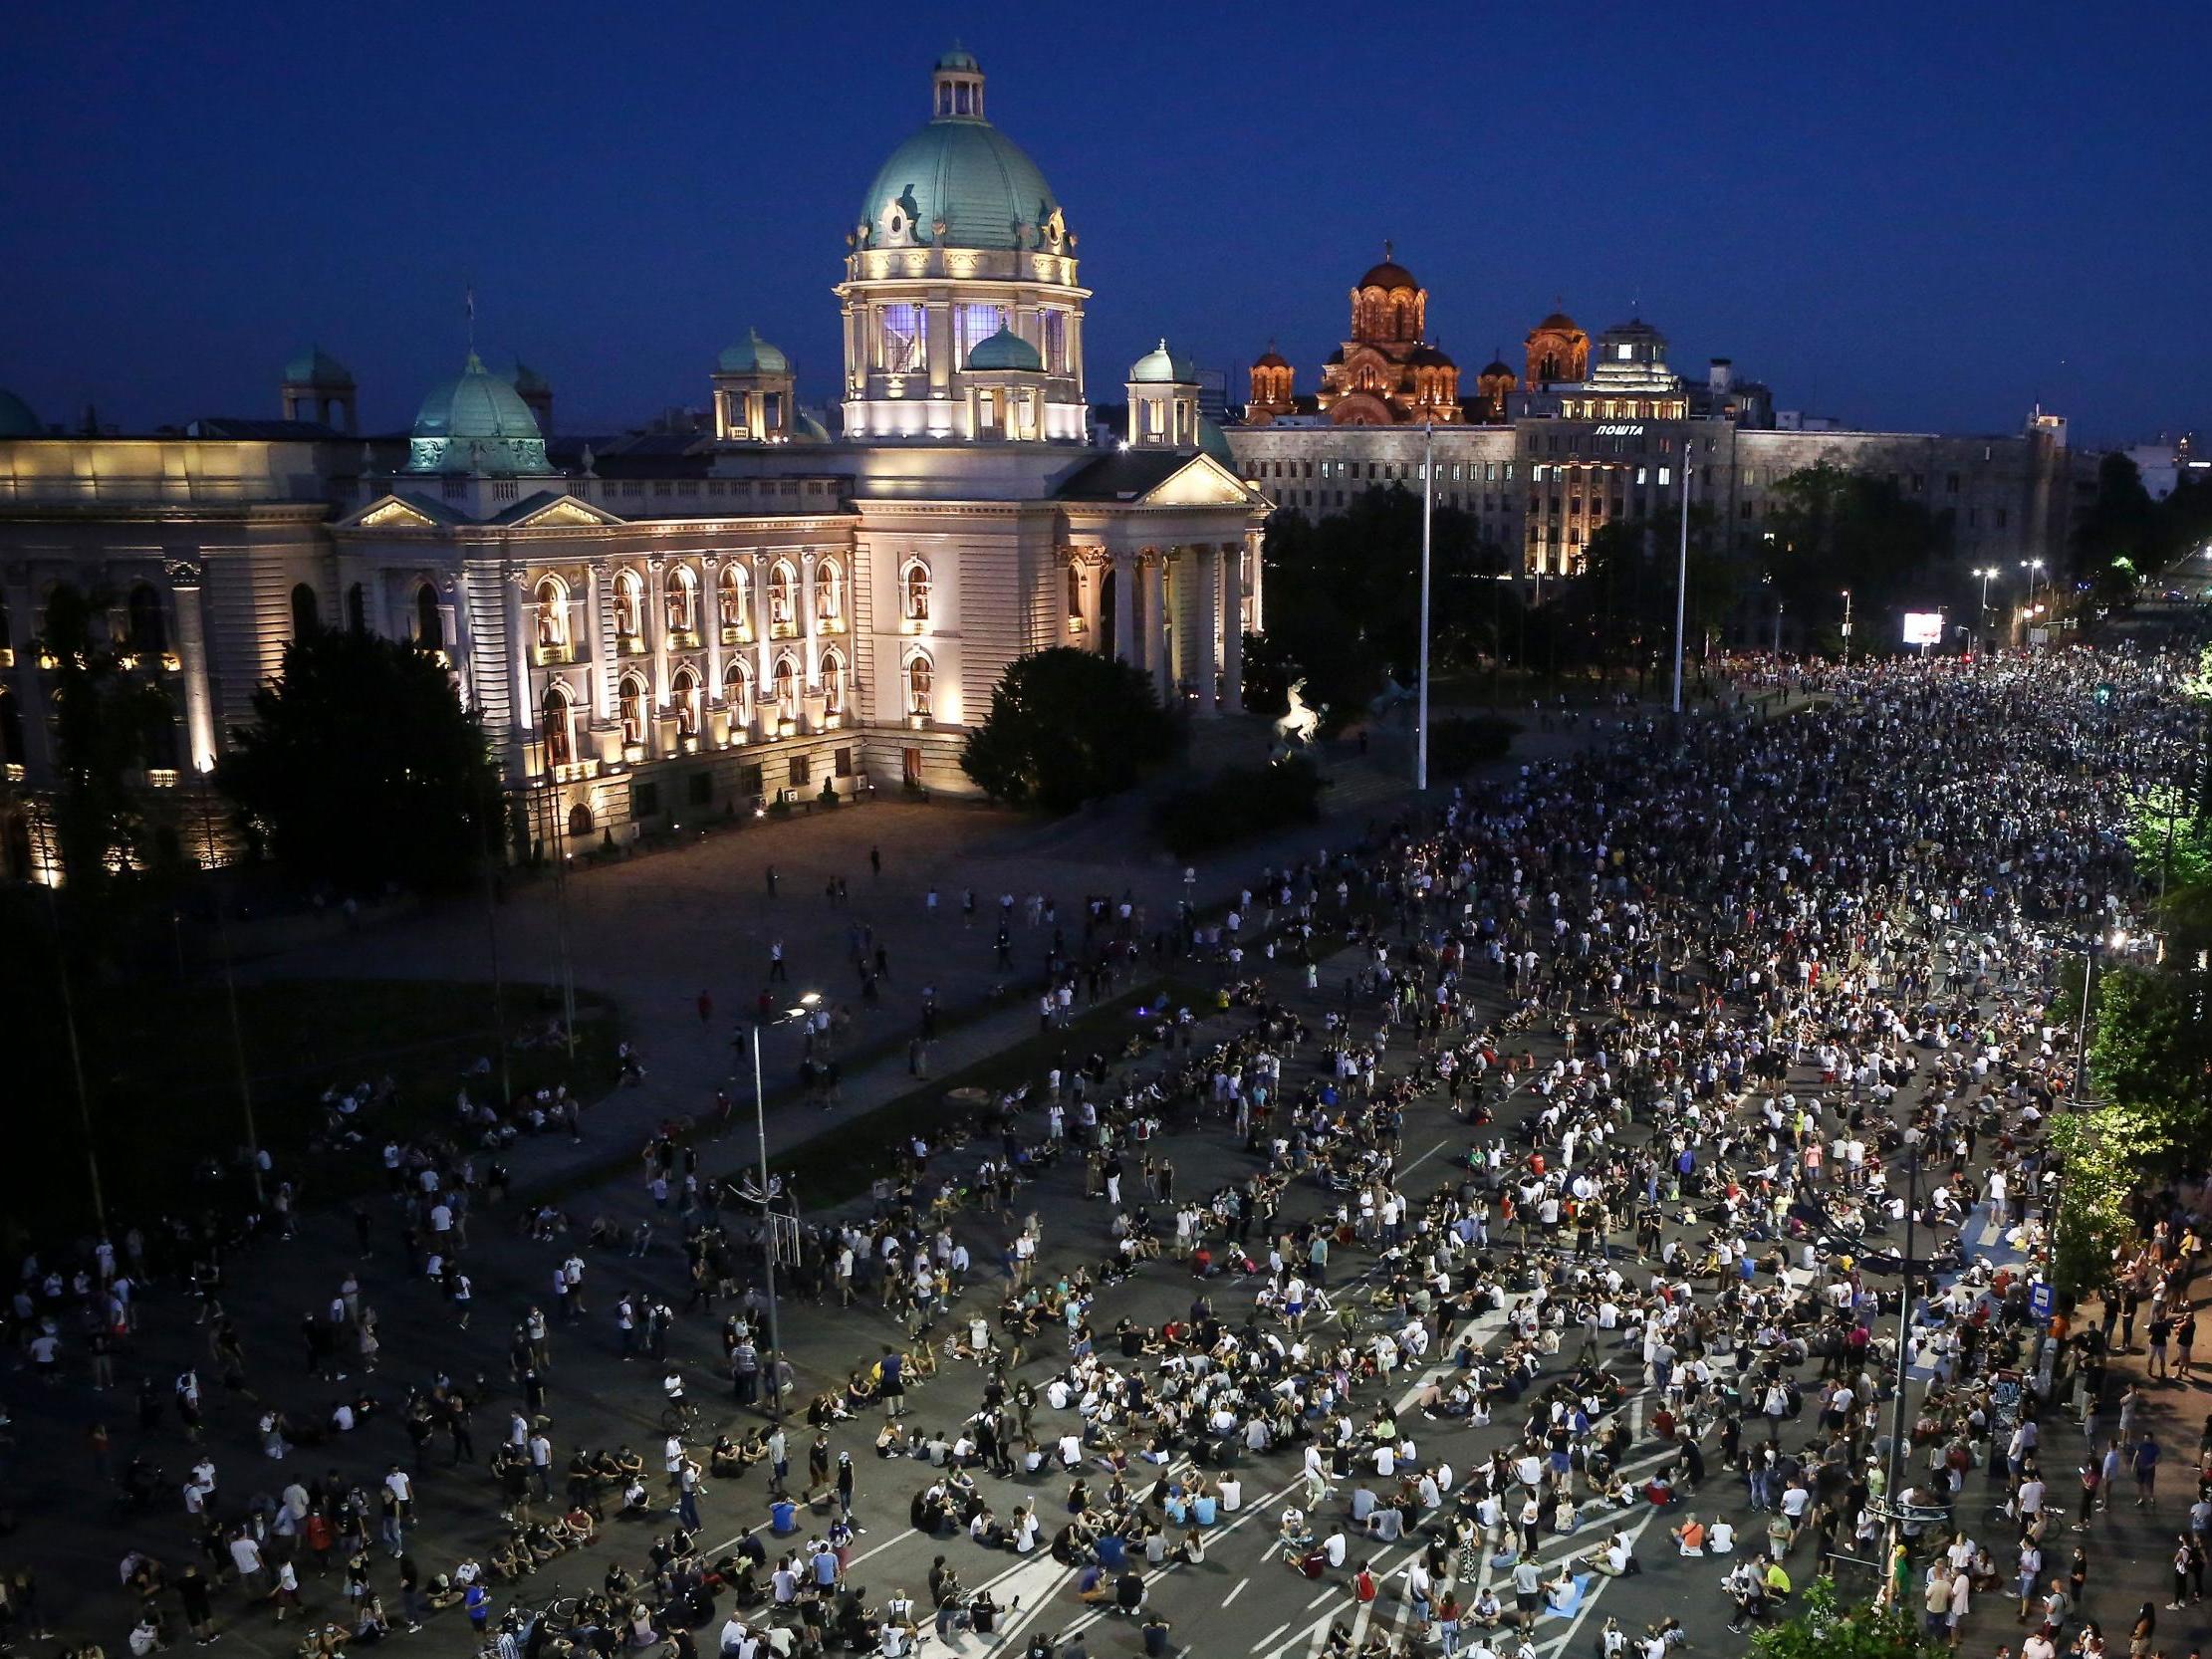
[1766,463,1951,635]
[1750,1577,1939,1659]
[2073,451,2160,588]
[2089,966,2212,1135]
[218,627,496,893]
[39,583,177,895]
[959,646,1178,814]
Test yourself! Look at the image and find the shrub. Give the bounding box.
[1156,755,1327,856]
[1426,715,1520,775]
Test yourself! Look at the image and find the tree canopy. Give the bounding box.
[1764,462,1952,635]
[958,646,1178,814]
[38,583,179,894]
[1750,1578,1940,1659]
[218,626,496,894]
[1252,486,1513,724]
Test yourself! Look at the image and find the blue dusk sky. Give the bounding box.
[0,0,2205,445]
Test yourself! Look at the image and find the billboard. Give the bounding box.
[1901,611,1944,646]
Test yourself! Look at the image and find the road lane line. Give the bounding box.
[1224,1575,1250,1606]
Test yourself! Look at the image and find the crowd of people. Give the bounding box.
[3,642,2207,1659]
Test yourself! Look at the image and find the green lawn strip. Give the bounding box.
[755,976,1211,1208]
[72,978,623,1217]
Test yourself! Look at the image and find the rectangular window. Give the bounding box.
[1657,467,1671,486]
[879,303,926,372]
[902,746,923,786]
[1996,508,2009,529]
[741,764,764,797]
[1946,472,1961,493]
[687,771,712,806]
[788,754,811,788]
[1042,310,1069,375]
[835,747,853,778]
[629,780,661,820]
[955,303,1009,366]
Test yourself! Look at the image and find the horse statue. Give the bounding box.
[1274,677,1322,748]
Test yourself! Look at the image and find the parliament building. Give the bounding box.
[0,51,1268,882]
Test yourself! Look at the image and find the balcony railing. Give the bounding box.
[532,641,576,665]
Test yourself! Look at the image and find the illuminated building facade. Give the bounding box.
[0,49,1268,882]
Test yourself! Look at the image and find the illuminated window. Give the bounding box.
[767,561,797,630]
[902,559,932,622]
[719,563,750,636]
[724,657,753,722]
[670,666,701,736]
[814,559,844,624]
[664,565,700,635]
[907,652,934,716]
[956,303,1009,366]
[613,569,643,642]
[773,654,799,717]
[820,647,846,715]
[617,674,647,745]
[541,684,575,766]
[1042,311,1069,375]
[534,576,570,647]
[880,304,926,373]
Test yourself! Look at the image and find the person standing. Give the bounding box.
[176,1563,215,1645]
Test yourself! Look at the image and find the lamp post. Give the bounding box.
[1671,437,1691,714]
[2072,931,2124,1105]
[1973,567,2000,653]
[1416,421,1433,791]
[1841,589,1853,667]
[746,990,819,1464]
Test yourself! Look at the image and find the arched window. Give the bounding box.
[613,569,643,644]
[718,563,749,636]
[670,666,701,736]
[0,688,23,766]
[1066,565,1084,623]
[772,654,798,718]
[414,582,443,649]
[820,647,846,716]
[814,559,844,624]
[664,565,699,636]
[907,652,933,717]
[127,584,165,654]
[143,687,178,770]
[767,561,796,630]
[346,583,367,634]
[617,674,647,746]
[534,577,570,648]
[540,684,574,767]
[723,657,754,723]
[567,802,593,839]
[290,583,320,639]
[43,581,83,641]
[902,559,931,622]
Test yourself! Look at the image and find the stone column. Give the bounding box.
[643,558,669,755]
[1220,542,1243,714]
[585,563,612,721]
[502,570,532,747]
[164,560,218,774]
[752,555,775,735]
[1195,544,1219,715]
[1243,529,1265,634]
[1110,551,1135,664]
[1145,553,1170,705]
[701,556,725,711]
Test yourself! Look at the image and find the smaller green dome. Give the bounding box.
[935,45,979,72]
[0,385,41,437]
[1129,339,1195,384]
[284,345,354,387]
[719,329,790,375]
[1196,414,1234,468]
[965,326,1042,372]
[794,408,831,443]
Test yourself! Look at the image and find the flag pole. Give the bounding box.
[1671,436,1691,714]
[1416,420,1433,792]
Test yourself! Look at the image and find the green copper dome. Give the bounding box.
[858,58,1061,253]
[1196,414,1234,468]
[1129,340,1195,384]
[284,344,354,387]
[719,329,790,375]
[0,385,41,437]
[405,352,549,475]
[965,325,1042,371]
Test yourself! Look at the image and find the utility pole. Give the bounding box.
[1671,433,1690,714]
[1841,589,1853,667]
[200,794,265,1205]
[1416,422,1434,792]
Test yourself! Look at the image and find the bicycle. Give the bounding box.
[660,1397,701,1435]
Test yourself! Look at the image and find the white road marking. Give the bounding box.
[1223,1575,1250,1607]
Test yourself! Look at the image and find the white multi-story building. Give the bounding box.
[0,50,1268,882]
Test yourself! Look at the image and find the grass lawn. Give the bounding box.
[36,977,623,1231]
[758,977,1208,1208]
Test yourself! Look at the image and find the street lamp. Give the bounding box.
[1973,567,2000,653]
[1840,589,1853,667]
[2070,930,2126,1106]
[744,989,820,1474]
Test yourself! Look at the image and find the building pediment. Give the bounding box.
[345,493,463,530]
[1135,452,1260,507]
[494,492,625,528]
